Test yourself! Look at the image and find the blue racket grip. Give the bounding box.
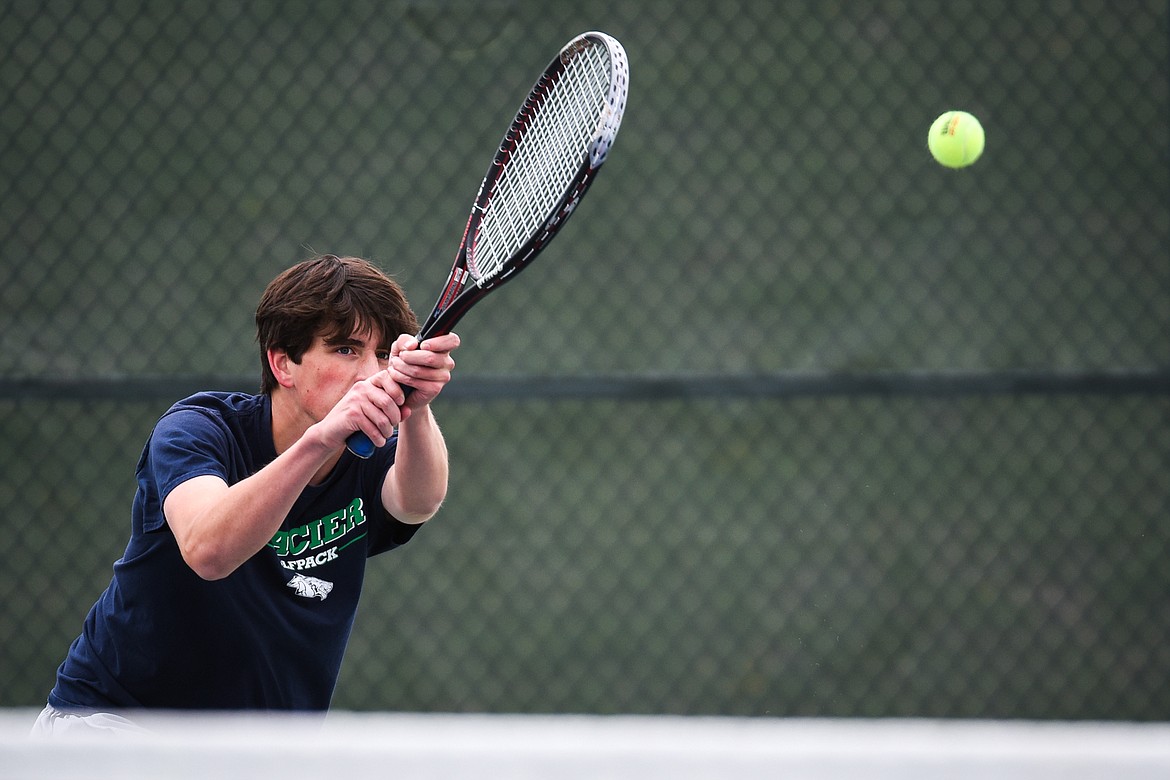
[345,431,377,459]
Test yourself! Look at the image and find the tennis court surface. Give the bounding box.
[5,710,1170,779]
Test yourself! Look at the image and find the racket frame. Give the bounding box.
[346,31,628,458]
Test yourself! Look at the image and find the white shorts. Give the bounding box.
[30,703,149,738]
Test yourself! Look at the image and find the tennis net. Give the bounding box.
[5,710,1170,779]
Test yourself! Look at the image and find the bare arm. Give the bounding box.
[381,403,448,523]
[164,424,341,580]
[165,332,458,578]
[380,334,458,523]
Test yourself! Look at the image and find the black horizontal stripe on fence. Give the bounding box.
[4,369,1170,402]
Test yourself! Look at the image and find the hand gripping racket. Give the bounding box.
[346,31,630,458]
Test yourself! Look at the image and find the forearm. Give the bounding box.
[167,427,338,580]
[382,404,449,523]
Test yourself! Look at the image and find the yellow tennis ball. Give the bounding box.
[928,110,985,168]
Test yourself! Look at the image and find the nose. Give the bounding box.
[354,351,382,382]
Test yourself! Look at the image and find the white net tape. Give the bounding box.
[6,711,1170,780]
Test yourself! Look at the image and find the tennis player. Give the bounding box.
[34,254,459,735]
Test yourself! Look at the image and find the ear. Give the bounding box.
[268,348,297,389]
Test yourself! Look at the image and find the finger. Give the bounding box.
[364,400,402,442]
[352,376,405,427]
[419,333,460,354]
[391,333,420,357]
[366,369,408,404]
[393,352,448,372]
[390,359,453,390]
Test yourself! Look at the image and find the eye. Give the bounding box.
[376,350,391,362]
[336,346,355,356]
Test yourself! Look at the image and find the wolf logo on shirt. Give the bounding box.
[286,573,334,600]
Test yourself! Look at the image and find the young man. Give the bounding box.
[35,255,459,733]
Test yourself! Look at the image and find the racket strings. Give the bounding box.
[471,43,612,279]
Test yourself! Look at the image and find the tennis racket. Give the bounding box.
[347,31,629,458]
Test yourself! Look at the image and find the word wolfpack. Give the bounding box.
[267,497,367,571]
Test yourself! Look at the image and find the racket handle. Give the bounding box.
[343,385,417,459]
[345,431,377,459]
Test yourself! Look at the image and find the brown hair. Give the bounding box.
[255,255,419,394]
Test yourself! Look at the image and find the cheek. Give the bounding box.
[302,363,356,411]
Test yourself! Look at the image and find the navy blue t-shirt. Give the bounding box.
[49,392,420,711]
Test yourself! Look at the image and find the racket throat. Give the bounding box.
[437,267,471,312]
[417,265,481,339]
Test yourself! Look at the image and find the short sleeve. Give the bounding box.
[141,408,234,532]
[367,515,423,556]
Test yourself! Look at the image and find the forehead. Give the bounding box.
[318,322,390,348]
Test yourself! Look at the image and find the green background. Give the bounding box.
[2,1,1168,718]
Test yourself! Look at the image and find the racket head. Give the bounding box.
[467,31,629,280]
[347,32,628,459]
[416,30,629,339]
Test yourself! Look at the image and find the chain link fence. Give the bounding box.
[2,1,1168,718]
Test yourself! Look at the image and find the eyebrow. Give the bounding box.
[321,333,391,350]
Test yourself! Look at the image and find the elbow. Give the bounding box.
[397,496,445,525]
[385,470,448,524]
[395,484,448,524]
[179,542,238,581]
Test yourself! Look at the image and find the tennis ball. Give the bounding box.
[928,110,984,168]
